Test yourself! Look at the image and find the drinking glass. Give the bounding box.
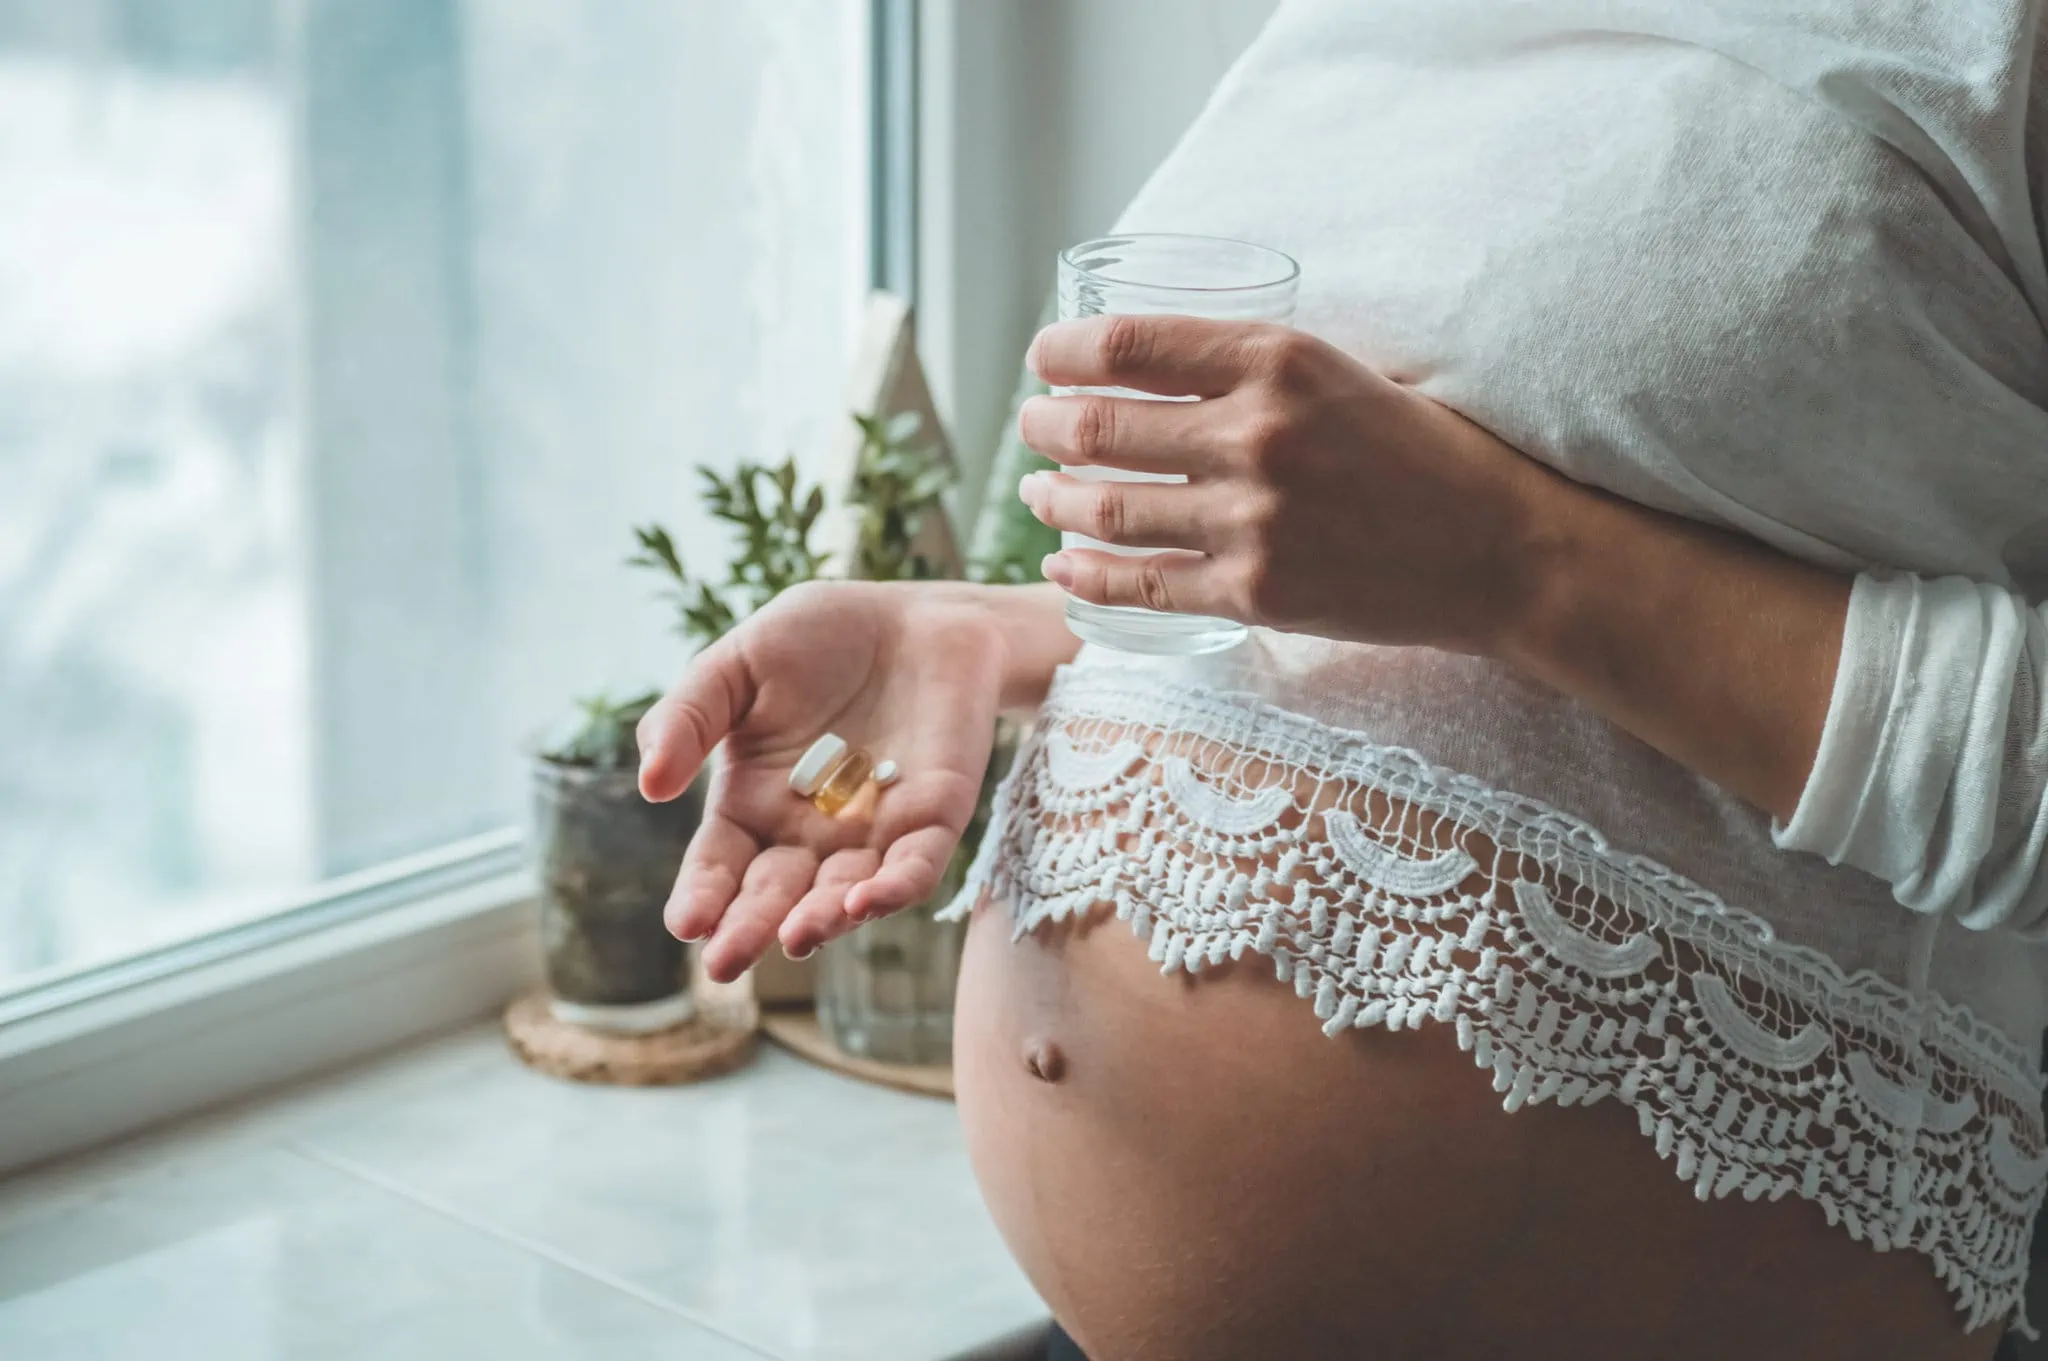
[1054,233,1299,654]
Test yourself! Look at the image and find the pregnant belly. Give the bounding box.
[952,904,1997,1361]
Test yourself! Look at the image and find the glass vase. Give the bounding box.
[814,894,967,1066]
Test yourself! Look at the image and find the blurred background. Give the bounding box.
[0,0,1273,996]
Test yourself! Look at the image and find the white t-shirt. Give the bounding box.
[954,0,2048,1337]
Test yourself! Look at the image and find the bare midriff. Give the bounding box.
[952,863,2004,1361]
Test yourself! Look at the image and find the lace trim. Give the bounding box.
[943,667,2048,1338]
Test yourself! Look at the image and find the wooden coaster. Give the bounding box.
[760,1006,954,1100]
[504,980,759,1086]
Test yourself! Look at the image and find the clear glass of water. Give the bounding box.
[1054,233,1299,655]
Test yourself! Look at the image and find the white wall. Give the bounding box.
[920,0,1279,518]
[1041,0,1279,248]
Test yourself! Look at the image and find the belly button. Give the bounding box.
[1023,1038,1067,1083]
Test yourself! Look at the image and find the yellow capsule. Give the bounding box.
[790,733,886,818]
[809,745,875,817]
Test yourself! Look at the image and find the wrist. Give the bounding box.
[989,582,1079,710]
[1473,461,1604,672]
[908,579,1076,711]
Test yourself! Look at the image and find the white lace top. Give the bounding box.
[946,0,2048,1336]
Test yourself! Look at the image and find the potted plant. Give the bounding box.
[532,688,702,1032]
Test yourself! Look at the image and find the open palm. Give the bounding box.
[636,580,1004,982]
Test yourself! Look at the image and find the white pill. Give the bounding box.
[872,759,900,787]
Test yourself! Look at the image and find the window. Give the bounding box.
[0,0,866,1002]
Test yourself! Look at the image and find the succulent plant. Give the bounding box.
[537,689,661,769]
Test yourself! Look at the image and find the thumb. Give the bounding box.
[638,638,749,802]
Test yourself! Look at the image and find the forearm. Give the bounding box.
[924,580,1079,712]
[1490,474,1852,824]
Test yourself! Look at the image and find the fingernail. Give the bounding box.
[1026,330,1045,378]
[1018,470,1047,504]
[634,713,661,776]
[1040,553,1072,587]
[785,939,815,961]
[668,885,712,941]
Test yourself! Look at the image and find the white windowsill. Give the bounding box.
[0,1014,1048,1358]
[0,867,538,1178]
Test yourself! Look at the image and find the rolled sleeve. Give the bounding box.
[1772,570,2048,932]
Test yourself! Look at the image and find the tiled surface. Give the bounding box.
[0,1024,1046,1361]
[0,1147,765,1361]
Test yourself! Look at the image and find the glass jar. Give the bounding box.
[1054,233,1299,655]
[814,891,967,1066]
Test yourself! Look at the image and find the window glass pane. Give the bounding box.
[0,0,859,990]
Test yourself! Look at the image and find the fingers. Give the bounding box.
[1028,315,1274,398]
[1017,471,1219,551]
[1040,547,1237,622]
[1016,392,1227,477]
[638,636,748,803]
[663,809,758,943]
[778,848,879,960]
[844,824,961,921]
[701,845,817,984]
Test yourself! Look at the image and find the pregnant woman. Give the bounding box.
[636,2,2048,1356]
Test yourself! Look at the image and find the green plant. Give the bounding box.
[630,456,830,652]
[541,412,955,770]
[629,412,957,647]
[966,292,1061,585]
[538,689,661,769]
[849,411,957,583]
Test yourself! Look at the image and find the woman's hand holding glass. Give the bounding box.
[1018,315,1559,656]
